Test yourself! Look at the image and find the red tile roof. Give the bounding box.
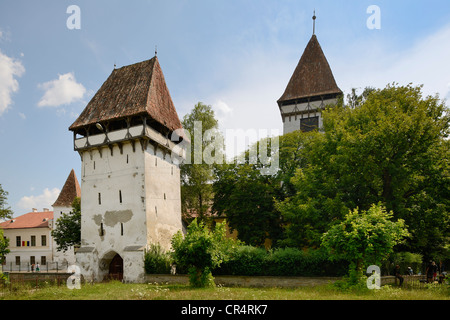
[69,56,182,134]
[278,35,342,104]
[52,169,81,207]
[0,211,54,229]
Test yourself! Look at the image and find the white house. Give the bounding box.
[0,169,81,271]
[1,209,53,271]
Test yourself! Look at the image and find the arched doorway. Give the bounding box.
[108,253,123,281]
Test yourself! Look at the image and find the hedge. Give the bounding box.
[212,246,349,277]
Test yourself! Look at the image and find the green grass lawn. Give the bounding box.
[1,280,449,300]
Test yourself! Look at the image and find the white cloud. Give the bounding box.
[0,50,25,116]
[335,23,450,104]
[212,100,233,123]
[37,72,86,107]
[17,188,60,212]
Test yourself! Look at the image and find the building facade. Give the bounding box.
[69,56,185,283]
[0,169,80,271]
[1,209,53,271]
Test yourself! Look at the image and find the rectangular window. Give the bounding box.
[41,235,47,246]
[16,236,21,247]
[30,256,35,265]
[41,256,46,265]
[15,256,20,265]
[300,116,319,132]
[31,235,36,246]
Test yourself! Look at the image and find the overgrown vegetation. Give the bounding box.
[1,280,448,300]
[171,219,240,287]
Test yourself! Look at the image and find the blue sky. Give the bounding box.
[1,0,450,217]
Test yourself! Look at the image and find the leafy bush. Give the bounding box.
[214,246,348,277]
[216,246,267,276]
[144,244,172,274]
[171,219,240,287]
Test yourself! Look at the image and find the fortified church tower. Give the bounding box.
[69,56,185,283]
[278,13,342,134]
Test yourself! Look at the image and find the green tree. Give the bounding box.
[171,218,239,287]
[0,184,13,220]
[277,83,450,255]
[180,102,223,223]
[51,197,81,252]
[212,131,313,247]
[321,203,410,285]
[0,228,10,265]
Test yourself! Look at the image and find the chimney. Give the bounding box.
[43,208,49,212]
[32,208,37,212]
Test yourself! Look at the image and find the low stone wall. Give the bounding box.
[6,272,78,284]
[145,274,397,288]
[5,272,397,287]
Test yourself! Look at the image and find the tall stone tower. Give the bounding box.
[277,20,342,134]
[69,56,185,283]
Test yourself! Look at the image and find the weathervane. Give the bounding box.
[312,10,316,35]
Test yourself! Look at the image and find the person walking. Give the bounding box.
[394,265,404,286]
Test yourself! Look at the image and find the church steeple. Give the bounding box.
[277,18,342,134]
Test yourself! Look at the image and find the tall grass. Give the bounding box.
[1,281,448,300]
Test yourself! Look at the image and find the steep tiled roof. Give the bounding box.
[0,211,53,229]
[69,56,182,133]
[278,35,342,104]
[52,169,81,207]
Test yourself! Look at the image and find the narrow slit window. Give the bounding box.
[94,161,96,170]
[100,223,104,236]
[126,154,129,164]
[155,158,158,166]
[164,193,166,200]
[119,190,122,203]
[98,193,101,205]
[121,223,123,236]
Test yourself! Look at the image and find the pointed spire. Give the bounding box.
[52,169,81,207]
[312,10,316,35]
[277,34,342,105]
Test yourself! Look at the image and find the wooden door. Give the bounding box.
[109,254,123,280]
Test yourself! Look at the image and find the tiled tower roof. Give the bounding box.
[69,56,182,133]
[52,169,81,207]
[278,35,342,105]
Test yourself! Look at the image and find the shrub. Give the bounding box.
[216,246,267,276]
[171,219,240,287]
[144,244,172,274]
[214,246,348,277]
